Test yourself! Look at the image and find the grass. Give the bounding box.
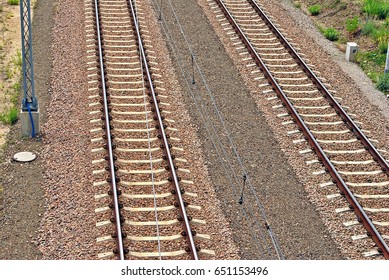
[356,50,387,82]
[346,17,360,33]
[323,27,340,41]
[5,64,14,80]
[308,4,321,16]
[6,12,13,19]
[372,25,389,53]
[351,16,389,82]
[329,0,341,9]
[300,0,389,95]
[12,50,22,67]
[0,50,22,126]
[7,0,19,5]
[0,107,18,125]
[377,74,389,92]
[378,40,388,53]
[0,80,20,125]
[363,0,389,20]
[11,81,21,104]
[362,20,376,35]
[377,73,389,93]
[294,2,301,9]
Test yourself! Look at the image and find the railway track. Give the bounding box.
[210,0,389,259]
[84,0,213,260]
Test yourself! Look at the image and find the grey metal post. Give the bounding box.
[20,0,38,111]
[385,43,389,74]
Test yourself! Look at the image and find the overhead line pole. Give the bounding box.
[20,0,39,137]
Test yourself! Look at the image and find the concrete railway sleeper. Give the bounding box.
[86,0,213,260]
[212,0,389,259]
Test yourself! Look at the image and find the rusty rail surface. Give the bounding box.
[214,0,389,259]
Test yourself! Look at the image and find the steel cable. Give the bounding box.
[151,0,284,259]
[134,0,163,259]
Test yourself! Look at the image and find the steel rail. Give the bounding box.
[247,0,389,175]
[215,0,389,259]
[127,0,199,259]
[94,0,125,260]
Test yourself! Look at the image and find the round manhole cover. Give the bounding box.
[13,152,37,162]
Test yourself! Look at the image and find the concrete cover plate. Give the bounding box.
[13,152,36,162]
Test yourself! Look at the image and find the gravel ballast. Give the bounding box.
[36,0,240,259]
[36,0,99,259]
[155,0,343,259]
[88,0,240,259]
[1,0,387,260]
[194,0,389,259]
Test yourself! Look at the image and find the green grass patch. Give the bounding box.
[5,64,14,80]
[363,0,389,20]
[12,50,22,67]
[0,80,20,125]
[329,0,341,9]
[378,40,388,53]
[323,27,340,41]
[308,4,321,16]
[11,82,21,105]
[360,20,389,54]
[362,20,377,35]
[346,17,360,33]
[7,0,19,6]
[377,74,389,92]
[0,107,18,125]
[0,75,22,126]
[357,50,387,68]
[6,11,13,19]
[372,25,389,53]
[356,50,387,84]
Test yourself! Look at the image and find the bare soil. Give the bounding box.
[0,1,21,147]
[0,0,54,259]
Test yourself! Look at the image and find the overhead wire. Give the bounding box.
[133,0,163,259]
[153,0,276,257]
[150,0,284,259]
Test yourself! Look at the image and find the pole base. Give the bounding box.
[20,109,40,137]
